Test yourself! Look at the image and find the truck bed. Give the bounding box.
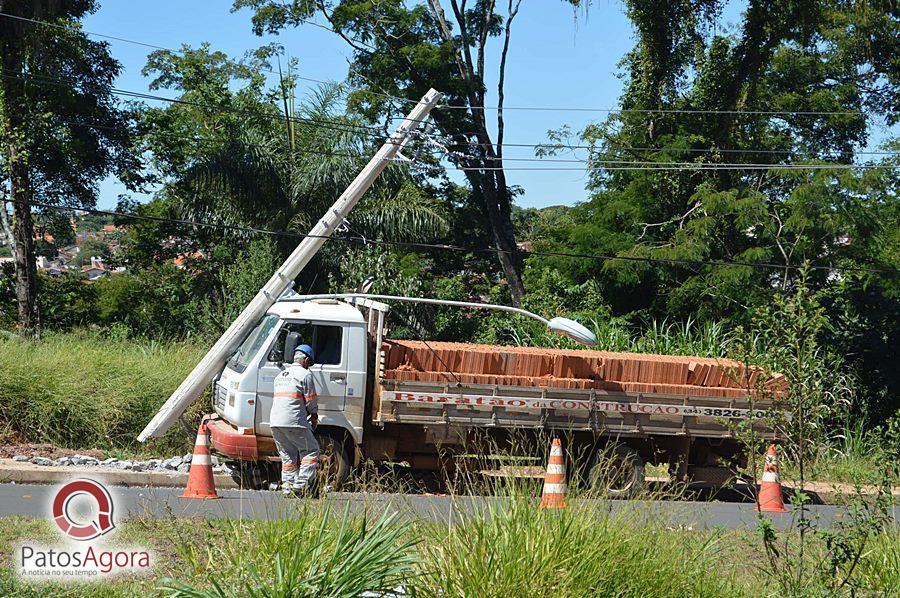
[375,340,783,438]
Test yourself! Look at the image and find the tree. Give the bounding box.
[139,46,449,292]
[0,1,143,335]
[535,0,899,317]
[71,239,111,267]
[232,0,534,305]
[532,0,900,417]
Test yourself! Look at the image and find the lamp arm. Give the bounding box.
[285,293,552,326]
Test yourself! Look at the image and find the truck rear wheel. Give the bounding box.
[587,444,645,499]
[315,430,351,490]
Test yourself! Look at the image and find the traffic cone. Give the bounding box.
[756,444,787,513]
[539,438,567,509]
[180,422,219,499]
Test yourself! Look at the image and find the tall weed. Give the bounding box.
[160,506,418,597]
[414,497,742,597]
[0,330,204,453]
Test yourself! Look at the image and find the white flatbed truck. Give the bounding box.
[204,295,774,496]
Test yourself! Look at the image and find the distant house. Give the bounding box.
[173,251,204,269]
[81,256,108,280]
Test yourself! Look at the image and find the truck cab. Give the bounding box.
[207,298,383,477]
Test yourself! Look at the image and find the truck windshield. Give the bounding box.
[226,314,279,373]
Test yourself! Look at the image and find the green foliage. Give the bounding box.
[199,237,281,332]
[743,271,855,463]
[419,498,741,597]
[42,214,76,248]
[233,0,531,302]
[757,480,895,596]
[116,194,199,269]
[513,205,576,244]
[876,412,900,476]
[3,513,899,597]
[0,1,145,203]
[723,271,897,595]
[0,330,204,453]
[160,507,418,598]
[37,273,96,329]
[93,265,204,339]
[15,266,214,340]
[531,0,900,422]
[31,240,56,259]
[141,47,448,253]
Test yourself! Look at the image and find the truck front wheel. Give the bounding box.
[227,460,278,490]
[315,430,351,490]
[586,444,645,499]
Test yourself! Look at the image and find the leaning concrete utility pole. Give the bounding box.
[138,88,443,442]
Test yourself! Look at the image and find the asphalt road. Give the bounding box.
[2,482,898,530]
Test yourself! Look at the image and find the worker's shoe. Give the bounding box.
[290,483,311,497]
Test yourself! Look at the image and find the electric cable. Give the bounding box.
[25,200,898,275]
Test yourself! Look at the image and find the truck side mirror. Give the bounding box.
[283,332,301,365]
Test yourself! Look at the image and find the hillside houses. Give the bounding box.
[23,218,128,280]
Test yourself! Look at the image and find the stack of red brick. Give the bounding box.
[382,340,786,399]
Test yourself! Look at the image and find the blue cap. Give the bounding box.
[294,344,314,361]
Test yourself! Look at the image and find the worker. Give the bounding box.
[270,344,320,495]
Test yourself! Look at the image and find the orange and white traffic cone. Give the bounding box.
[756,444,787,513]
[180,422,219,499]
[539,438,567,510]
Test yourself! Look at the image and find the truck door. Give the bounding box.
[255,321,348,435]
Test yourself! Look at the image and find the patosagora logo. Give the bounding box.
[52,479,115,540]
[17,478,152,580]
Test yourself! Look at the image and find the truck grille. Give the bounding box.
[213,383,228,411]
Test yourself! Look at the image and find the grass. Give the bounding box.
[0,330,206,456]
[780,419,900,486]
[1,499,898,597]
[415,497,741,597]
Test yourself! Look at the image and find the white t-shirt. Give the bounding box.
[269,364,318,428]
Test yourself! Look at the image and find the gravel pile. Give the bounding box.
[12,453,230,474]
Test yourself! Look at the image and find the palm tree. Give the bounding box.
[176,81,448,259]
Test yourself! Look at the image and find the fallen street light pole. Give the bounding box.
[137,88,443,442]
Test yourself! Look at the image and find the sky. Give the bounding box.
[82,1,645,210]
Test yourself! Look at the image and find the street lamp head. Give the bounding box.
[548,317,597,346]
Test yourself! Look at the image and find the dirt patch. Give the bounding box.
[0,443,105,460]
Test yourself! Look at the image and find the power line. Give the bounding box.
[450,163,896,171]
[474,143,899,157]
[438,103,866,116]
[12,80,892,171]
[0,10,411,108]
[9,67,896,171]
[0,10,335,87]
[35,116,900,171]
[5,13,892,165]
[28,200,897,275]
[444,138,900,155]
[4,71,393,139]
[71,120,411,164]
[0,11,874,119]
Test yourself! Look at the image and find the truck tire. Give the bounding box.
[587,444,645,499]
[315,430,351,490]
[227,460,277,490]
